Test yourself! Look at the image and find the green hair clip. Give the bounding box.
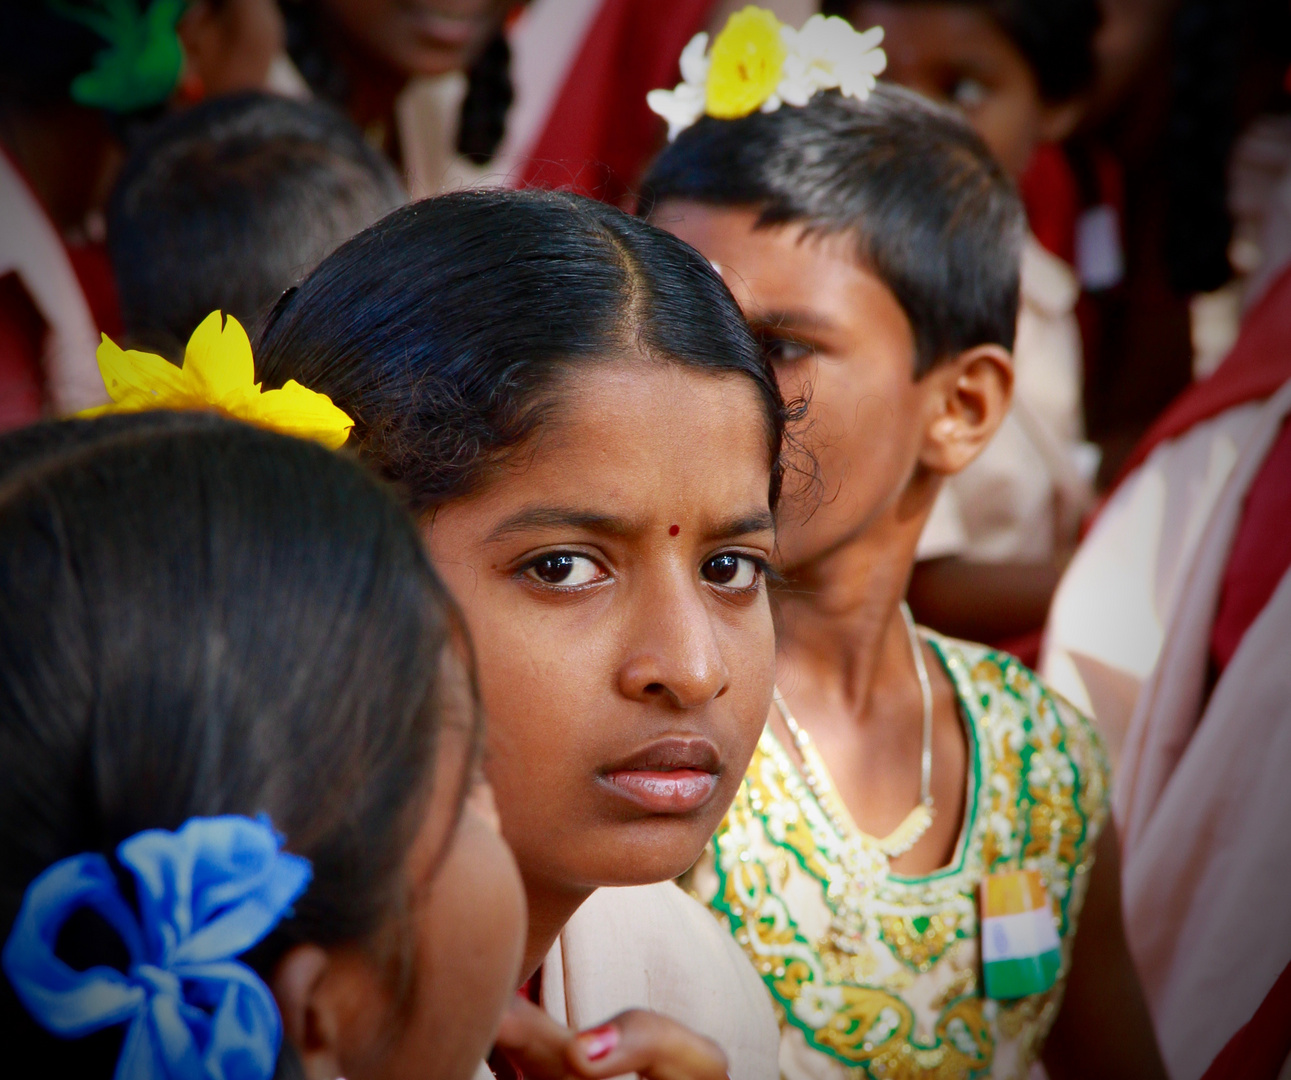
[48,0,190,114]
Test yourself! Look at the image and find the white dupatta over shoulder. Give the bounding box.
[1044,380,1291,1079]
[476,880,779,1080]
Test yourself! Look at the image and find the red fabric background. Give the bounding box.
[1112,263,1291,485]
[0,273,46,431]
[519,0,716,205]
[1211,416,1291,672]
[1200,957,1291,1080]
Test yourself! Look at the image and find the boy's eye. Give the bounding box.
[758,333,814,366]
[524,553,605,587]
[702,553,761,590]
[951,77,989,111]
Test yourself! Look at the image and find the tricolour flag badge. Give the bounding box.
[981,869,1061,1000]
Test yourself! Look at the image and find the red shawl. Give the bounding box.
[1112,264,1291,485]
[517,0,715,205]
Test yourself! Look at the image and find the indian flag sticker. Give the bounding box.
[981,869,1061,1000]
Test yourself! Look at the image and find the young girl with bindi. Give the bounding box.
[0,402,743,1080]
[643,12,1164,1079]
[255,189,786,1076]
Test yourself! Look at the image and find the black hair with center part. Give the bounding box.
[0,412,473,1078]
[256,188,791,515]
[108,91,405,359]
[823,0,1100,103]
[640,85,1026,376]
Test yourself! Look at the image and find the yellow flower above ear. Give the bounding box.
[80,311,354,449]
[705,6,788,119]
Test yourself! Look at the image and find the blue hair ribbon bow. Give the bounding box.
[2,816,312,1080]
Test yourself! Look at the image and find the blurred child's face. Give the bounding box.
[656,202,937,571]
[178,0,285,96]
[284,655,527,1080]
[849,1,1059,177]
[320,0,514,79]
[425,360,776,909]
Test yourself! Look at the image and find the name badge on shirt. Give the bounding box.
[981,869,1061,999]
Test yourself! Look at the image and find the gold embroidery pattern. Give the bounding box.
[878,913,964,974]
[696,637,1109,1080]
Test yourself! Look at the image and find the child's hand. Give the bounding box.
[493,996,730,1080]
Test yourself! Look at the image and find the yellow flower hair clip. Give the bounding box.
[647,6,886,141]
[79,311,354,449]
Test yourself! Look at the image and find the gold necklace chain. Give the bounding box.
[773,602,935,860]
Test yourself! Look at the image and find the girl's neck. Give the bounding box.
[774,515,922,719]
[771,489,971,874]
[323,23,407,158]
[519,878,595,983]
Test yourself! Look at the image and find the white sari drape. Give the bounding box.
[1043,380,1291,1079]
[478,880,779,1080]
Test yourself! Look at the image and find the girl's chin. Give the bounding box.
[510,814,724,893]
[588,819,718,888]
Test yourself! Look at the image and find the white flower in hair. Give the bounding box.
[790,15,887,101]
[647,6,887,141]
[646,32,711,142]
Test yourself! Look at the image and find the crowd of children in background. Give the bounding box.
[1,2,1289,1079]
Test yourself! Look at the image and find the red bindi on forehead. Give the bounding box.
[669,524,680,536]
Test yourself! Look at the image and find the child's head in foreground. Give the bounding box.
[643,84,1025,570]
[0,412,525,1079]
[108,91,404,359]
[823,0,1099,175]
[254,188,786,960]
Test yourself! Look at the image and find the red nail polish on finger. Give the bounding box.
[577,1024,619,1061]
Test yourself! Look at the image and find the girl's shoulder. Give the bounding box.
[927,630,1109,794]
[926,631,1111,928]
[556,881,779,1080]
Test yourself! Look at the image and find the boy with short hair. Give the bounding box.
[108,91,404,360]
[825,0,1106,655]
[644,55,1163,1077]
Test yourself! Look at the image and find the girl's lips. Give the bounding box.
[600,737,721,814]
[602,769,718,814]
[406,12,487,48]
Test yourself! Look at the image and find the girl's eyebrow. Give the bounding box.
[707,511,776,541]
[486,507,637,542]
[486,507,775,544]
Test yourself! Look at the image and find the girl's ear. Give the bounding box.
[271,944,344,1080]
[918,345,1013,475]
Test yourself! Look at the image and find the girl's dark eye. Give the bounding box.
[524,553,604,587]
[702,553,760,590]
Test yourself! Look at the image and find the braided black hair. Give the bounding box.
[283,5,515,167]
[1165,0,1238,294]
[457,29,514,165]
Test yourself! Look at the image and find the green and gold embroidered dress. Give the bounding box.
[686,635,1109,1080]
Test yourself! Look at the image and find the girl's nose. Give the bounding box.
[617,578,729,709]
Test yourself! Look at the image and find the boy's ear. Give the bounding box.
[271,944,344,1080]
[1038,98,1086,146]
[919,345,1013,475]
